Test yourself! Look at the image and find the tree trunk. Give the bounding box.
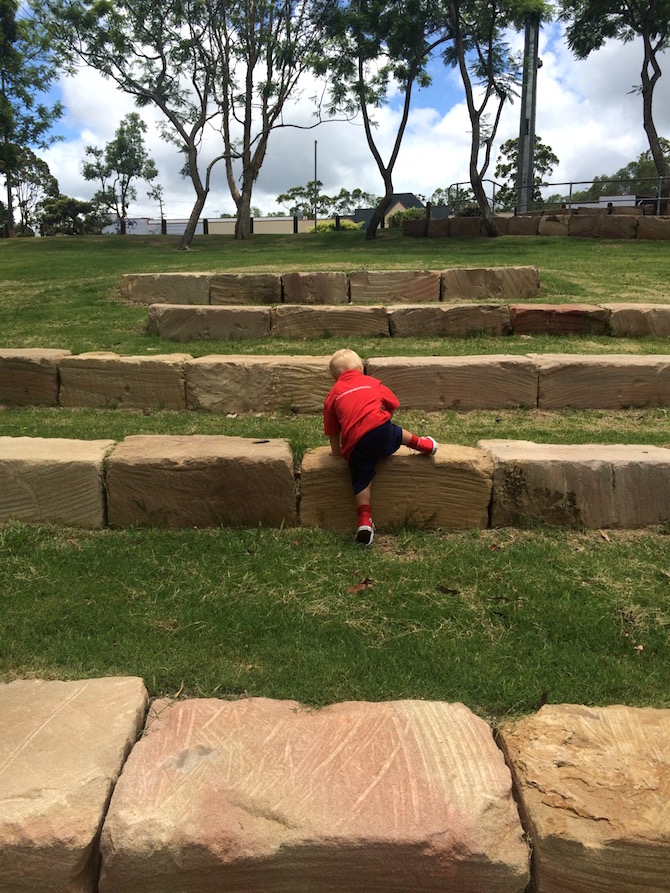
[4,165,15,238]
[234,187,252,240]
[366,183,393,240]
[180,189,207,250]
[641,33,670,190]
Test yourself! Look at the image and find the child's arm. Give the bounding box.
[329,434,342,457]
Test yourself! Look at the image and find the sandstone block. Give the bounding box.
[637,215,670,241]
[0,436,114,527]
[186,354,331,413]
[602,303,670,337]
[0,348,70,406]
[366,356,538,410]
[509,304,610,336]
[281,271,349,304]
[300,445,493,530]
[598,215,638,239]
[209,273,281,304]
[441,266,540,300]
[272,305,389,338]
[106,434,296,528]
[568,215,601,238]
[448,217,483,237]
[349,270,440,303]
[492,216,510,235]
[388,303,511,337]
[0,676,148,893]
[146,304,271,341]
[538,214,570,236]
[498,704,670,893]
[535,354,670,408]
[478,439,670,527]
[99,698,530,893]
[506,216,539,235]
[58,352,191,410]
[120,272,210,304]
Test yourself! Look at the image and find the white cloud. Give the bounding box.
[39,25,670,219]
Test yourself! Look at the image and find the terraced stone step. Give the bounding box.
[2,435,670,531]
[145,301,670,341]
[122,267,541,305]
[3,679,669,893]
[6,349,670,412]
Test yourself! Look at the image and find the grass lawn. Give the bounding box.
[1,231,669,718]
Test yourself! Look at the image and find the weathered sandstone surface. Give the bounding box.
[146,304,272,341]
[186,354,331,413]
[498,704,670,893]
[121,272,210,304]
[0,677,148,893]
[300,444,492,530]
[349,270,440,303]
[479,439,670,528]
[99,698,530,893]
[273,305,389,338]
[388,303,511,336]
[366,355,538,409]
[0,436,114,527]
[105,434,296,528]
[281,271,348,304]
[440,266,539,300]
[535,354,670,408]
[0,348,70,406]
[209,273,281,305]
[58,352,192,410]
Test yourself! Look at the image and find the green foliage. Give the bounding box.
[0,0,63,235]
[494,135,559,210]
[559,0,670,179]
[313,218,362,231]
[36,193,105,235]
[387,206,426,227]
[81,112,157,233]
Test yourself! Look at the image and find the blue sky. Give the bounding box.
[40,20,670,219]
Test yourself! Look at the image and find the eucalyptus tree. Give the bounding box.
[441,0,550,234]
[494,135,558,209]
[81,113,158,233]
[559,0,670,184]
[36,0,334,244]
[0,0,63,236]
[319,0,453,240]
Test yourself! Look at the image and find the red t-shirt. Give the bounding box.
[323,369,400,460]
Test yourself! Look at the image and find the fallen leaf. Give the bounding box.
[437,584,460,595]
[599,529,611,542]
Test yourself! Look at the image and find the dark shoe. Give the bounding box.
[355,522,375,545]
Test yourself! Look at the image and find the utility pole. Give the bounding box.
[314,140,318,232]
[515,15,541,213]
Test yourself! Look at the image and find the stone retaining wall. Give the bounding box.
[2,677,669,893]
[2,434,669,531]
[5,348,670,412]
[144,301,670,341]
[403,210,670,241]
[122,267,541,305]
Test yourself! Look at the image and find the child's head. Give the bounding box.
[329,348,364,379]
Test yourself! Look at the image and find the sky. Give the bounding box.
[40,18,670,221]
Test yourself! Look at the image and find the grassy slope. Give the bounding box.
[1,231,669,715]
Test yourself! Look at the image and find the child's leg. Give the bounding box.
[354,485,374,544]
[401,429,438,455]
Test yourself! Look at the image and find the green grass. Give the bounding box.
[1,522,669,719]
[1,230,670,353]
[1,231,670,717]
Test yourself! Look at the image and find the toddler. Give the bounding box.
[324,348,437,544]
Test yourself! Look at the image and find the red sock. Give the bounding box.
[408,434,420,450]
[357,503,372,526]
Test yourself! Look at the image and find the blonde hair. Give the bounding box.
[329,348,364,379]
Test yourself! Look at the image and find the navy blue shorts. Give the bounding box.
[349,421,403,494]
